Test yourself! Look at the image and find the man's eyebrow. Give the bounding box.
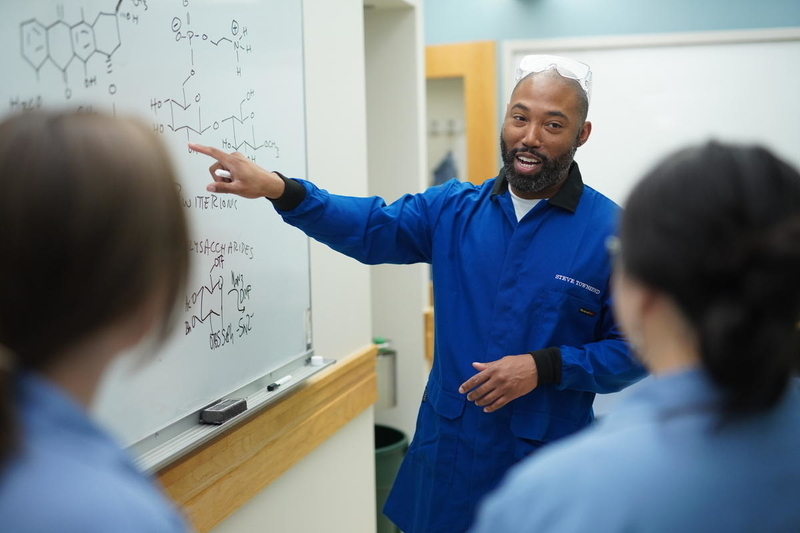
[545,110,569,120]
[510,104,570,121]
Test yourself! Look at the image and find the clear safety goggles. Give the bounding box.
[515,54,592,102]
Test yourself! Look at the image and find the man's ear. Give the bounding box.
[576,121,592,147]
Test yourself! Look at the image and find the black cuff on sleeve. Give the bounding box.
[530,347,562,385]
[268,172,307,211]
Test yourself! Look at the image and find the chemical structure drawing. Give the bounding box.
[184,257,256,350]
[170,15,253,77]
[151,84,281,162]
[185,272,224,336]
[20,11,119,73]
[16,3,279,163]
[18,4,132,98]
[158,9,278,161]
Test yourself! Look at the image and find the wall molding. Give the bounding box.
[157,344,378,532]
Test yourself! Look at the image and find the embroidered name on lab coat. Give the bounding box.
[554,274,601,295]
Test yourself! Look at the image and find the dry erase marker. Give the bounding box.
[214,169,232,181]
[267,375,292,391]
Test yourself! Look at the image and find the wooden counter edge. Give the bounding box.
[156,344,378,533]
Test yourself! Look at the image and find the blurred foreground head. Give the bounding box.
[0,111,189,372]
[616,141,800,418]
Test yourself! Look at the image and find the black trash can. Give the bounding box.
[375,424,408,533]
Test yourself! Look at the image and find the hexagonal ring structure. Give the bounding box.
[46,20,74,72]
[20,19,48,70]
[71,21,96,62]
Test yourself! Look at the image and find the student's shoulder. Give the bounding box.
[510,425,621,488]
[473,427,643,532]
[501,419,662,504]
[1,443,187,533]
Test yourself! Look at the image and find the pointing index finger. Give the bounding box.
[189,143,228,162]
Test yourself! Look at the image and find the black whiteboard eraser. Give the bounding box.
[199,398,247,425]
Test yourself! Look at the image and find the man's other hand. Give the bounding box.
[458,355,539,413]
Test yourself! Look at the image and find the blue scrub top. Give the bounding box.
[0,372,190,533]
[471,369,800,532]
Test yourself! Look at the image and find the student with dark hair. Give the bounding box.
[0,112,191,532]
[470,141,800,532]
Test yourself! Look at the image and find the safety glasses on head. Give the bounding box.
[515,55,592,102]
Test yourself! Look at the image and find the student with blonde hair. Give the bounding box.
[0,111,191,532]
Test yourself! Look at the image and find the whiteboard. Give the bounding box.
[0,0,313,453]
[503,29,800,205]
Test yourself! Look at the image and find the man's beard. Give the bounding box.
[500,136,578,194]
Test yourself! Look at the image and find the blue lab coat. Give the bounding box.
[276,163,645,532]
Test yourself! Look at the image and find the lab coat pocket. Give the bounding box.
[535,289,602,347]
[510,410,583,460]
[411,379,465,485]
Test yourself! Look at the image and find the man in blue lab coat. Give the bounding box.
[190,55,645,533]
